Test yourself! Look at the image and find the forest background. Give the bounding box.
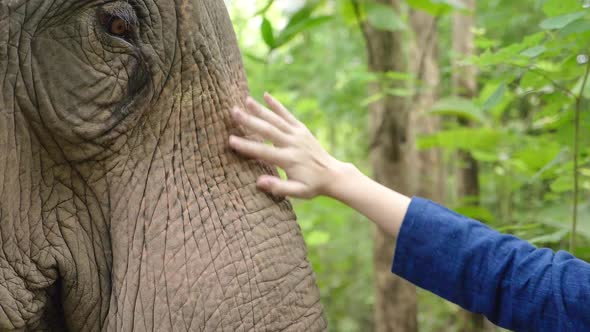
[226,0,590,331]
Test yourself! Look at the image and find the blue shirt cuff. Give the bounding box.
[391,196,431,277]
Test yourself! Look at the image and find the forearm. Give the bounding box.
[325,163,410,237]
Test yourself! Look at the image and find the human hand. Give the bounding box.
[229,93,350,199]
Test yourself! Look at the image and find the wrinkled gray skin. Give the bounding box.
[0,1,326,330]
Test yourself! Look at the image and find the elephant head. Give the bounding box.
[0,1,326,330]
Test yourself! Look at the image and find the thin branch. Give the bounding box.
[570,54,590,253]
[350,0,371,52]
[513,64,577,99]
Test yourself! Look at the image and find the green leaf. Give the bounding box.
[285,5,314,29]
[574,246,590,260]
[365,3,406,31]
[521,71,550,90]
[514,142,561,174]
[418,128,505,151]
[468,32,546,67]
[532,202,590,239]
[521,46,546,58]
[482,83,507,111]
[429,97,485,123]
[275,16,333,47]
[260,17,276,49]
[540,12,585,30]
[454,206,495,223]
[561,18,590,35]
[551,173,574,192]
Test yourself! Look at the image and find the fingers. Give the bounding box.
[229,135,290,167]
[257,175,310,199]
[245,97,292,133]
[231,107,287,145]
[263,92,300,126]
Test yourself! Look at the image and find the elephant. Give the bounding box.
[0,1,327,330]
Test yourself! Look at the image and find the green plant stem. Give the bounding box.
[570,56,590,253]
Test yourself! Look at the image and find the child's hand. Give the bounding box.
[229,93,348,199]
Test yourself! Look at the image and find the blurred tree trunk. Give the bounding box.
[354,0,446,330]
[353,0,418,331]
[452,1,493,331]
[409,11,444,203]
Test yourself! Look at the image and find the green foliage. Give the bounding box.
[421,0,590,255]
[229,0,590,330]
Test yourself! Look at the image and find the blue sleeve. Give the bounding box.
[392,197,590,332]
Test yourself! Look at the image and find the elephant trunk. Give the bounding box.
[98,1,325,330]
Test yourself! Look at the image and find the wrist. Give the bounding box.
[322,161,363,201]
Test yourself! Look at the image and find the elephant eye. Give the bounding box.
[98,6,138,42]
[108,17,131,37]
